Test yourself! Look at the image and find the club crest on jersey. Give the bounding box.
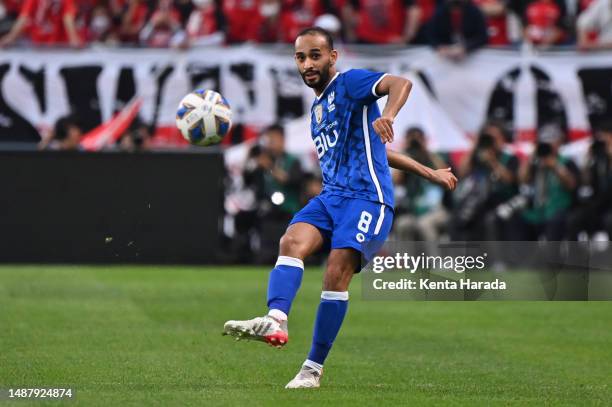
[327,91,335,112]
[328,91,335,104]
[314,104,323,124]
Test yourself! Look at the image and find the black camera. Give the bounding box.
[408,138,423,151]
[591,139,607,159]
[477,133,495,150]
[536,142,553,158]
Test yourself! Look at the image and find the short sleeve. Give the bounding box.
[343,69,388,105]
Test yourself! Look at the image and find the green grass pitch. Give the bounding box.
[0,265,610,406]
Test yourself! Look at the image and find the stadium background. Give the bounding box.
[1,0,611,404]
[1,0,612,262]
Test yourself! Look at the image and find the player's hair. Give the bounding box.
[264,124,285,138]
[296,27,334,50]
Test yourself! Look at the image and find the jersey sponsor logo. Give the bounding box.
[314,104,323,124]
[314,129,339,159]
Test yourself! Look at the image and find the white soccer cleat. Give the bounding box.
[285,365,322,389]
[223,315,288,348]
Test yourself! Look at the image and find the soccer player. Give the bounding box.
[223,27,457,389]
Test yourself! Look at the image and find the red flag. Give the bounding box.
[80,98,143,151]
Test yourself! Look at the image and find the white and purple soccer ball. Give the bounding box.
[175,89,232,146]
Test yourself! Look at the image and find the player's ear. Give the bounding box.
[330,49,338,66]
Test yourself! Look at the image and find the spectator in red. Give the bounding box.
[229,0,315,44]
[186,0,225,46]
[75,0,119,45]
[429,0,489,61]
[0,0,20,19]
[73,0,96,43]
[253,0,283,42]
[0,0,82,47]
[222,0,261,43]
[0,0,19,14]
[139,0,186,48]
[108,0,128,20]
[174,0,195,25]
[343,0,413,44]
[278,0,325,43]
[0,0,20,36]
[577,0,612,51]
[405,0,437,44]
[119,0,150,44]
[473,0,511,45]
[523,0,566,47]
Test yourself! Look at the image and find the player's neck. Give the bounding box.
[314,69,338,97]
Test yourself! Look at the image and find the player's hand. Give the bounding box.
[432,167,458,191]
[372,116,394,144]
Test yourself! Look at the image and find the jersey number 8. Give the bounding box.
[358,211,373,233]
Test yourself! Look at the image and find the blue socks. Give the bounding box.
[307,291,349,366]
[267,256,304,317]
[267,257,349,370]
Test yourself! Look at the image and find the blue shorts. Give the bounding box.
[289,192,393,263]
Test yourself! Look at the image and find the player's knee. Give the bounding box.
[279,233,306,258]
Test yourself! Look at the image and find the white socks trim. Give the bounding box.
[275,256,304,269]
[321,290,349,301]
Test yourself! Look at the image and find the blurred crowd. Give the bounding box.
[0,0,611,53]
[225,121,612,262]
[37,114,154,152]
[399,120,611,243]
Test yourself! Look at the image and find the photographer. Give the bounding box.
[238,124,303,263]
[567,122,612,240]
[450,121,519,240]
[511,124,579,241]
[394,127,450,241]
[39,115,84,151]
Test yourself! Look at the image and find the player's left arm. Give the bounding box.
[387,149,458,191]
[372,75,412,144]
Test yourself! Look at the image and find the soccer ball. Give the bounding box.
[176,89,232,146]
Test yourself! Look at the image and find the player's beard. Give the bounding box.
[301,64,331,91]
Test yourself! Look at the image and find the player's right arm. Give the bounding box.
[372,75,412,144]
[386,149,458,191]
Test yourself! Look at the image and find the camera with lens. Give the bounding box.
[408,138,423,151]
[405,127,428,163]
[536,142,553,158]
[591,139,607,159]
[477,133,495,150]
[472,133,496,167]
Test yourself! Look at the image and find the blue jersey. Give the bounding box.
[309,69,394,209]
